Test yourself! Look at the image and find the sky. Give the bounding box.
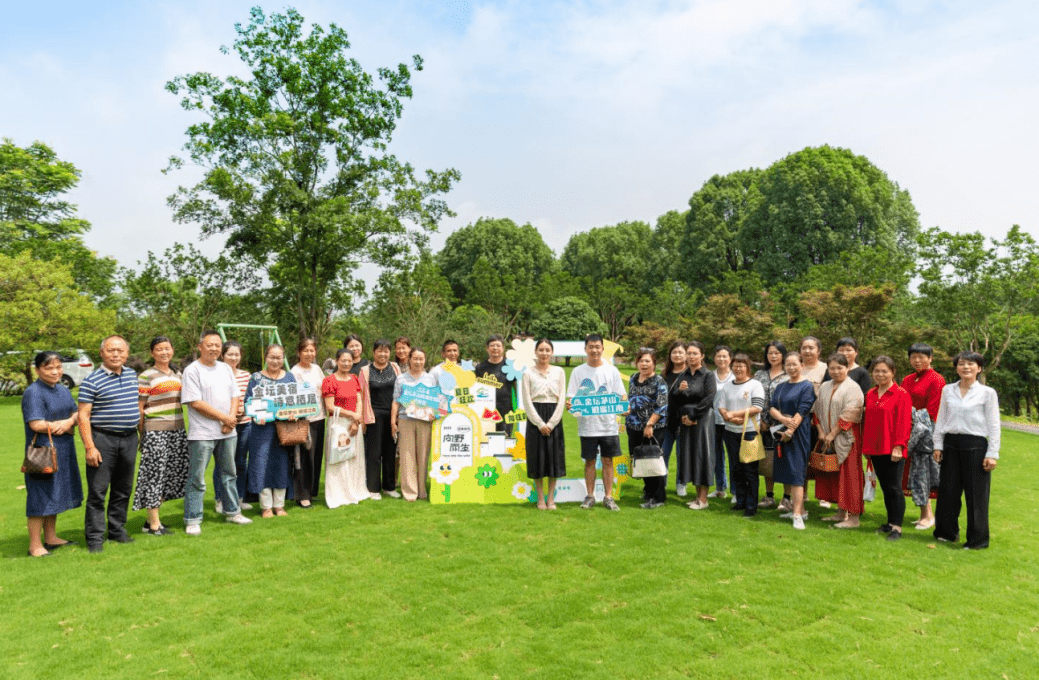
[2,0,1036,281]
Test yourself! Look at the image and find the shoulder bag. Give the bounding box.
[739,415,765,464]
[275,419,309,447]
[22,426,58,475]
[326,407,360,465]
[631,436,667,478]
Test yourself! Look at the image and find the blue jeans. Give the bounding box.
[214,422,250,504]
[713,424,728,491]
[186,437,239,525]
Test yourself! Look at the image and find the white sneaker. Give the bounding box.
[185,524,201,536]
[240,502,253,511]
[708,490,726,499]
[687,500,708,510]
[225,513,253,525]
[730,496,737,505]
[676,483,687,497]
[215,500,223,514]
[384,490,401,499]
[793,515,806,530]
[780,511,809,520]
[369,492,382,501]
[818,500,832,508]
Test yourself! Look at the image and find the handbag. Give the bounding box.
[739,415,765,464]
[863,458,877,502]
[22,427,59,475]
[327,408,360,465]
[275,419,309,447]
[758,430,775,477]
[631,438,667,478]
[809,440,840,472]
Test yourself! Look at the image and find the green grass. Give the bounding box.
[3,376,1039,679]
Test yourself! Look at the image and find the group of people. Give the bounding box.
[20,328,1002,557]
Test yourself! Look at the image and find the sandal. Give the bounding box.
[914,518,935,530]
[547,502,557,510]
[536,501,547,510]
[261,509,274,518]
[833,520,859,529]
[273,507,288,516]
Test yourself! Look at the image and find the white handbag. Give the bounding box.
[327,408,359,465]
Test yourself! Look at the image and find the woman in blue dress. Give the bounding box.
[245,344,298,518]
[769,351,817,530]
[21,351,83,557]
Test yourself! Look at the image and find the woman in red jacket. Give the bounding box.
[862,355,912,541]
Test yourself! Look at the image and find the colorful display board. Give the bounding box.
[245,380,321,424]
[429,341,630,504]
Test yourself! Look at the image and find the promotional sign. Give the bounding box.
[399,382,451,420]
[245,380,321,424]
[568,379,627,416]
[428,355,627,503]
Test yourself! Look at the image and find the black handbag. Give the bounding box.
[631,439,666,478]
[22,427,58,475]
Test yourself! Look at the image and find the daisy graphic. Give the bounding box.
[511,481,533,501]
[430,461,460,485]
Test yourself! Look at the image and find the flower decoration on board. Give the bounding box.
[475,464,500,488]
[511,481,533,501]
[460,359,475,372]
[431,461,461,486]
[616,461,630,477]
[504,337,536,378]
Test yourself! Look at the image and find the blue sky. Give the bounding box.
[2,0,1036,280]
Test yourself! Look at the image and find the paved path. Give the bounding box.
[1002,421,1039,435]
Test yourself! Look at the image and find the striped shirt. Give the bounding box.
[78,365,141,431]
[138,367,185,432]
[231,367,251,424]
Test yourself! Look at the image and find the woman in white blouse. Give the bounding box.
[521,339,566,509]
[932,350,1001,550]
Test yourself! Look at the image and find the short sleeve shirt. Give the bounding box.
[78,365,140,431]
[181,360,241,441]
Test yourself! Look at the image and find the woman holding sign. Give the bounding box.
[391,348,437,502]
[322,349,369,507]
[290,338,327,508]
[245,344,298,518]
[522,339,567,509]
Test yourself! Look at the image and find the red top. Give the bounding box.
[899,369,945,421]
[322,373,360,412]
[862,384,912,457]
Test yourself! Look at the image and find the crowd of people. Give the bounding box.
[20,329,1002,557]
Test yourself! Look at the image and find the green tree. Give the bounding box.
[647,209,688,286]
[740,145,920,285]
[560,221,654,339]
[437,217,556,324]
[0,252,115,386]
[165,7,459,347]
[680,169,761,292]
[117,243,265,359]
[446,305,514,360]
[916,225,1039,375]
[364,250,454,351]
[530,296,606,341]
[0,138,117,303]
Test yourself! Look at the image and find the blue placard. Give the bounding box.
[569,379,626,416]
[400,383,451,419]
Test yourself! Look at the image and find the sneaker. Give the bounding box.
[602,497,620,511]
[777,498,792,512]
[818,500,832,509]
[759,496,776,508]
[370,492,382,501]
[580,496,595,509]
[385,490,402,499]
[215,500,223,514]
[240,502,253,511]
[185,524,201,536]
[639,500,655,509]
[676,483,687,497]
[225,513,253,525]
[142,524,174,536]
[647,500,666,509]
[886,530,902,542]
[708,490,726,499]
[876,523,893,534]
[780,511,808,520]
[792,515,805,530]
[687,500,708,510]
[730,496,737,505]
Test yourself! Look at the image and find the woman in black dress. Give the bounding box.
[677,341,717,511]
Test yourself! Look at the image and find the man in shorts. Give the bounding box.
[566,334,626,510]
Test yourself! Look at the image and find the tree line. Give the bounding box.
[1,7,1037,417]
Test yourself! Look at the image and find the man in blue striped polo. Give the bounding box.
[77,335,140,553]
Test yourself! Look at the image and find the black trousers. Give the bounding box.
[723,430,759,511]
[365,412,397,493]
[934,434,991,548]
[85,430,138,547]
[293,420,326,502]
[870,454,906,527]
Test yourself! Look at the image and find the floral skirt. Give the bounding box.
[132,429,189,510]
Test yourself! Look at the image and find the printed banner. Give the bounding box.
[399,382,451,420]
[245,380,321,424]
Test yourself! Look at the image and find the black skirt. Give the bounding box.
[676,418,714,487]
[526,402,566,479]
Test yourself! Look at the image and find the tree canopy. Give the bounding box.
[165,6,459,346]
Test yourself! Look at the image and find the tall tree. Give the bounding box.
[436,217,556,324]
[0,138,117,303]
[165,7,459,346]
[740,146,920,285]
[916,225,1039,375]
[680,169,761,292]
[560,221,654,339]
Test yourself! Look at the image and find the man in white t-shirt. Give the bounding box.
[428,339,461,384]
[181,330,252,534]
[566,334,627,511]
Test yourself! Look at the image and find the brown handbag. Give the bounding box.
[22,427,59,475]
[809,439,840,472]
[275,419,309,446]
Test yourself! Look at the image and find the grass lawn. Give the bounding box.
[3,368,1039,679]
